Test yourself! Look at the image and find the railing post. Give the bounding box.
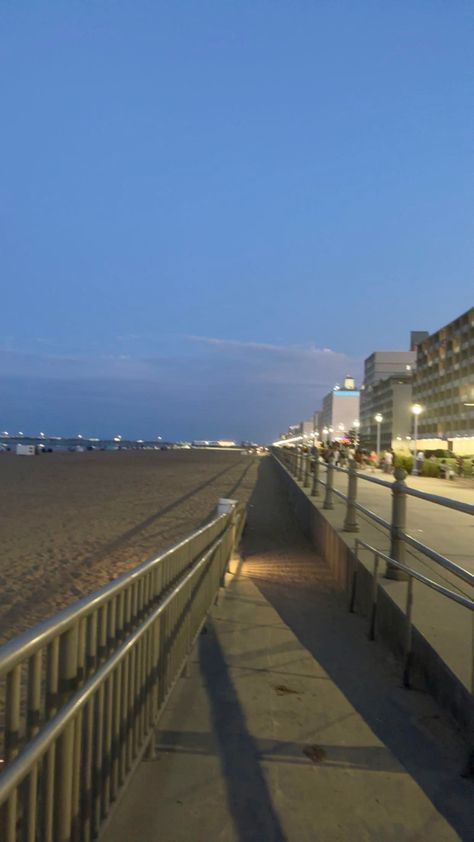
[297,449,303,481]
[387,467,408,580]
[217,498,237,516]
[303,453,310,488]
[323,457,334,510]
[343,459,359,532]
[369,552,380,639]
[348,541,358,613]
[55,624,79,842]
[311,454,320,497]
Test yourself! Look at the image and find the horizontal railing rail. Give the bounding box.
[401,531,474,588]
[403,485,474,515]
[0,498,245,842]
[275,445,474,685]
[274,447,474,591]
[351,538,474,692]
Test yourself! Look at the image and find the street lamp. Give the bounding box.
[353,419,360,447]
[322,426,329,444]
[411,404,423,475]
[329,426,334,443]
[374,413,383,456]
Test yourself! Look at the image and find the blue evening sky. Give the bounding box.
[1,1,472,441]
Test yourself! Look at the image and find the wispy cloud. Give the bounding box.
[186,334,346,358]
[0,335,362,440]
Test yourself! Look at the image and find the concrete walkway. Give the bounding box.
[101,460,471,841]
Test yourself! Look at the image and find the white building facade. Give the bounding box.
[319,377,360,441]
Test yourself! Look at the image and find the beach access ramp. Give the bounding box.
[0,457,471,840]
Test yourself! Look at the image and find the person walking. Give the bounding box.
[369,450,377,473]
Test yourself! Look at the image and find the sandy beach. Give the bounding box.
[0,450,260,643]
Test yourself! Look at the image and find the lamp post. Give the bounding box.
[374,413,383,457]
[353,419,360,447]
[329,426,334,443]
[322,427,329,444]
[411,404,423,475]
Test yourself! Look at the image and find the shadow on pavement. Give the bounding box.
[242,457,473,841]
[198,620,288,842]
[155,727,406,772]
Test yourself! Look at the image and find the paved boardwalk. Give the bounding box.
[101,459,472,842]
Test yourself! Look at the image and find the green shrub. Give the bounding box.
[394,455,413,473]
[421,461,439,478]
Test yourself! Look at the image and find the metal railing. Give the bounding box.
[277,448,474,591]
[0,498,245,842]
[277,447,474,729]
[351,538,474,692]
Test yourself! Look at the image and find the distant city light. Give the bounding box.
[272,434,304,446]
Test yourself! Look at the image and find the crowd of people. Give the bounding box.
[306,442,395,473]
[298,441,474,479]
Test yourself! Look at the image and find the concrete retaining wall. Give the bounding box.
[273,455,473,735]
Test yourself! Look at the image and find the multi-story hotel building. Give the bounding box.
[367,375,413,450]
[414,307,474,451]
[360,352,417,449]
[319,376,360,441]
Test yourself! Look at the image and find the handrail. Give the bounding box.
[0,499,244,842]
[355,539,474,611]
[0,536,220,804]
[352,537,474,692]
[353,501,391,530]
[334,464,393,489]
[404,485,474,515]
[0,513,227,676]
[275,447,474,729]
[273,447,473,589]
[402,531,474,588]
